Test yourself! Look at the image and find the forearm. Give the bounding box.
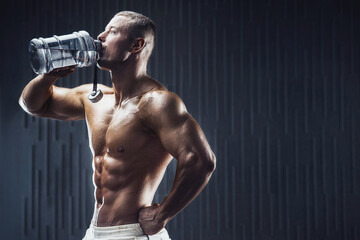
[19,74,58,113]
[156,153,216,223]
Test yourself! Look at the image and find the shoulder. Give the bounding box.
[69,83,114,105]
[139,90,187,117]
[66,83,114,107]
[73,83,114,95]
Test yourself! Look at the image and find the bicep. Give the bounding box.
[158,113,212,161]
[34,85,86,121]
[142,92,213,161]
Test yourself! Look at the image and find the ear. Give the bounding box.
[130,38,145,53]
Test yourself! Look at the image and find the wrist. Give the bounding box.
[154,205,170,226]
[41,74,59,81]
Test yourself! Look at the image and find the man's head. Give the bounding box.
[115,11,156,59]
[97,11,156,71]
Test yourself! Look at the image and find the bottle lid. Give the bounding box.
[94,40,102,52]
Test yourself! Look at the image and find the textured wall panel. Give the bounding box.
[1,0,360,240]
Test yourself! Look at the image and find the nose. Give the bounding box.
[97,31,106,42]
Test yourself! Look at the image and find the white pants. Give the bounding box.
[82,223,171,240]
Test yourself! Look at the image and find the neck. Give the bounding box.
[110,60,148,107]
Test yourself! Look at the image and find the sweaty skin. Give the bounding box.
[19,14,216,235]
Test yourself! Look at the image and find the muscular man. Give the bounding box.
[19,11,216,240]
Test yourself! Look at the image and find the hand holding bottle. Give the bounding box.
[44,66,76,80]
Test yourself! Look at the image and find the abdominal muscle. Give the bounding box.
[91,150,171,227]
[84,90,172,227]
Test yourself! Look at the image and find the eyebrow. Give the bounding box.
[105,25,119,31]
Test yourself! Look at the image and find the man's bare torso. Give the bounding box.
[84,83,172,226]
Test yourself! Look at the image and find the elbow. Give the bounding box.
[18,95,43,116]
[18,93,49,116]
[18,96,32,115]
[206,152,216,174]
[198,152,216,176]
[210,152,216,172]
[181,151,216,175]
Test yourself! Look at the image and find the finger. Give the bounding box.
[152,203,160,207]
[139,208,152,219]
[140,212,154,220]
[57,66,75,72]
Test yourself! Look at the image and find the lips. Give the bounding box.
[99,45,106,56]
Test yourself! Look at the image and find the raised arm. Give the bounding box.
[138,90,216,235]
[19,67,87,121]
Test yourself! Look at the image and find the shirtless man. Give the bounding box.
[19,11,216,240]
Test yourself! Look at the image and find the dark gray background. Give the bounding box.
[1,0,359,239]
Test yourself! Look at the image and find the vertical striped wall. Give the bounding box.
[1,0,359,240]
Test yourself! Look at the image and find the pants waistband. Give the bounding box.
[90,222,143,232]
[84,223,170,240]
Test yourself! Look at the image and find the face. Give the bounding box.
[97,16,133,70]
